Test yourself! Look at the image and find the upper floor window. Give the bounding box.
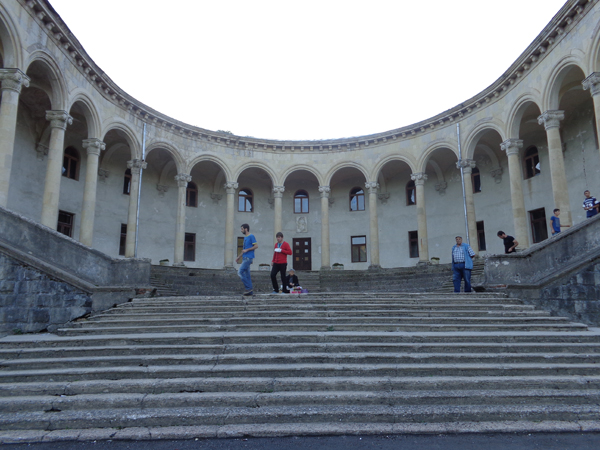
[294,190,309,213]
[123,169,131,195]
[349,187,365,211]
[472,167,481,193]
[406,180,416,205]
[186,181,198,207]
[62,147,79,181]
[351,235,367,262]
[524,146,540,179]
[238,188,253,212]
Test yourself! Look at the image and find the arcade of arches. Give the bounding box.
[1,0,600,271]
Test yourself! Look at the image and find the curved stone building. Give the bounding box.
[0,0,599,271]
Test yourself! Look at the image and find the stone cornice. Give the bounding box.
[26,0,595,152]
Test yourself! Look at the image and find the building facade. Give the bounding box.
[0,0,600,271]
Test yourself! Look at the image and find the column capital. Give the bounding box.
[318,185,331,198]
[127,159,147,175]
[500,138,523,156]
[537,110,564,130]
[224,181,239,194]
[365,181,379,194]
[45,110,73,130]
[82,138,106,156]
[175,173,192,188]
[410,172,428,185]
[272,185,285,198]
[0,68,30,93]
[456,159,476,171]
[582,72,600,97]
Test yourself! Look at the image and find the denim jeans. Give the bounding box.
[238,257,253,291]
[452,263,472,293]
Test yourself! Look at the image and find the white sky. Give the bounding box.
[49,0,567,141]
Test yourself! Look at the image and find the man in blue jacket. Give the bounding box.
[451,236,476,293]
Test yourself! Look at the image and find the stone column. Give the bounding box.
[223,181,238,269]
[273,186,285,239]
[40,111,73,229]
[411,172,429,263]
[0,69,29,208]
[318,185,331,270]
[79,139,106,247]
[173,173,192,266]
[124,159,147,257]
[365,181,380,269]
[457,159,478,253]
[582,72,600,161]
[500,139,530,248]
[538,110,571,226]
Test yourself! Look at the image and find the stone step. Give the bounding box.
[2,362,599,383]
[3,389,600,414]
[1,404,599,431]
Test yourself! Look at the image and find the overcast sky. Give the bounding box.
[49,0,567,141]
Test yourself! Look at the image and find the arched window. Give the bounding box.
[238,188,253,212]
[524,146,540,179]
[62,147,79,180]
[349,187,365,211]
[186,181,198,207]
[294,190,309,213]
[406,180,416,205]
[472,167,481,193]
[123,169,131,195]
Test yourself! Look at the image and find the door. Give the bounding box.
[293,238,312,271]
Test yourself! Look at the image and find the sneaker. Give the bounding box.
[271,290,279,294]
[243,291,254,296]
[282,290,290,294]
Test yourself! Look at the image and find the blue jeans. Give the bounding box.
[452,263,472,293]
[238,257,253,291]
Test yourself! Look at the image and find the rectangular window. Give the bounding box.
[237,237,244,259]
[184,233,196,262]
[119,224,127,256]
[476,221,486,251]
[57,211,74,238]
[529,208,548,244]
[351,235,367,262]
[408,230,419,258]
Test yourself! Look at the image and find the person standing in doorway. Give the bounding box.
[236,224,258,296]
[551,208,569,236]
[497,231,518,254]
[451,236,476,293]
[583,190,599,218]
[271,232,292,294]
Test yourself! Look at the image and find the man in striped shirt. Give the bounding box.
[451,236,476,293]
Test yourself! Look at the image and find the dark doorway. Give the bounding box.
[293,238,312,271]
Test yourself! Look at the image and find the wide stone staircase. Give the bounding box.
[1,292,600,442]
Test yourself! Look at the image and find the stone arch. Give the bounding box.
[427,160,445,187]
[0,3,23,68]
[281,164,324,186]
[188,154,232,182]
[506,94,544,138]
[100,143,131,169]
[463,121,507,160]
[67,90,102,139]
[544,57,588,111]
[24,51,67,110]
[418,140,459,174]
[233,161,277,186]
[587,17,600,73]
[371,154,417,182]
[157,160,177,186]
[145,140,185,175]
[100,120,141,160]
[324,161,369,186]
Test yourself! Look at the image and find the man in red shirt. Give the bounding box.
[271,232,292,293]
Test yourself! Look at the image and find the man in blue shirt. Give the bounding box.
[583,190,599,218]
[236,223,258,296]
[551,208,569,236]
[451,236,476,293]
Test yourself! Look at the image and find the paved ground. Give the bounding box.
[2,433,600,450]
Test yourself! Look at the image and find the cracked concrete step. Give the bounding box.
[1,404,599,431]
[2,375,600,397]
[3,351,599,371]
[56,322,589,335]
[2,362,600,383]
[4,341,600,360]
[2,389,600,413]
